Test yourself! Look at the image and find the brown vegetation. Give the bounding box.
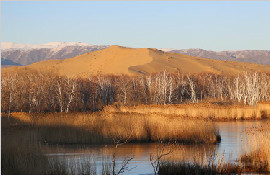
[1,116,48,175]
[1,122,110,175]
[105,103,270,120]
[4,112,219,144]
[157,121,270,175]
[158,161,268,175]
[2,113,270,174]
[1,112,218,175]
[158,143,270,175]
[2,71,270,114]
[241,121,270,171]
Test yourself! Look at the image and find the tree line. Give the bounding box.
[2,70,270,113]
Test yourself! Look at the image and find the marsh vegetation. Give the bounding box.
[2,113,270,174]
[2,112,220,145]
[2,71,270,174]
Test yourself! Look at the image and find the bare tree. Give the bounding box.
[110,133,134,175]
[97,76,115,108]
[150,141,175,175]
[186,74,197,103]
[2,71,270,113]
[65,77,77,112]
[1,73,18,115]
[117,76,130,105]
[56,78,64,112]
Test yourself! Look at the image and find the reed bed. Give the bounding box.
[2,137,110,175]
[158,147,270,175]
[158,121,270,175]
[2,117,114,175]
[1,123,48,175]
[5,112,219,144]
[240,121,270,171]
[155,121,270,175]
[158,161,244,175]
[46,157,103,175]
[105,102,270,120]
[2,115,270,174]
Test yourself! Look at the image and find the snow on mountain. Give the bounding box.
[1,42,109,66]
[1,42,269,66]
[158,48,175,52]
[1,42,92,50]
[41,42,92,48]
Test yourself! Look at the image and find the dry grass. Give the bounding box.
[1,116,112,175]
[240,121,270,172]
[158,161,245,175]
[5,112,219,144]
[158,144,270,175]
[157,120,270,175]
[2,113,270,174]
[1,113,218,175]
[45,157,101,175]
[104,102,270,120]
[1,118,48,175]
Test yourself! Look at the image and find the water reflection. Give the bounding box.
[215,120,268,161]
[43,120,268,175]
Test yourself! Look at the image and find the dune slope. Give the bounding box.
[3,45,270,77]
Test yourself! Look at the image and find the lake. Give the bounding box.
[43,120,268,175]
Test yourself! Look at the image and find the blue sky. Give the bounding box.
[2,1,270,50]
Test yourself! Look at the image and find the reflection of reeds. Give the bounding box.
[7,112,219,144]
[105,103,270,120]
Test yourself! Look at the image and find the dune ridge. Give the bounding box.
[3,45,270,77]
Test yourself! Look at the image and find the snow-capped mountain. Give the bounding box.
[1,42,270,67]
[1,42,93,50]
[1,42,109,66]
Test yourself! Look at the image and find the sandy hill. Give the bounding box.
[2,45,270,77]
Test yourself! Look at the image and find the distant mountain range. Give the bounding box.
[169,49,270,65]
[1,42,270,67]
[3,45,270,77]
[1,58,22,67]
[1,42,93,50]
[1,42,108,66]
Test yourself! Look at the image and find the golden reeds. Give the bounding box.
[4,112,219,144]
[104,102,270,120]
[241,121,270,171]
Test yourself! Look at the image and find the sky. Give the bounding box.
[1,1,270,51]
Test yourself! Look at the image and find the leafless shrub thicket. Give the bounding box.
[2,71,270,113]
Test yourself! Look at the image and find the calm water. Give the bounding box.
[44,120,268,175]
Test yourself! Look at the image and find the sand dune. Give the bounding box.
[2,45,270,77]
